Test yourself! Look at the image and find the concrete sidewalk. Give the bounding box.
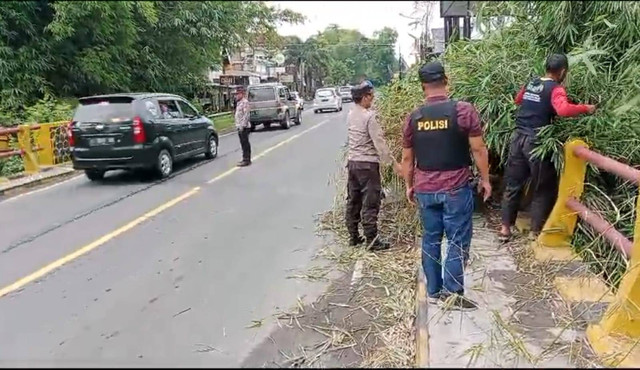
[0,164,77,197]
[418,215,577,368]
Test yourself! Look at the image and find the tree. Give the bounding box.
[282,25,398,92]
[0,1,303,115]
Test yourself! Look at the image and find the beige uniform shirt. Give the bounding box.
[346,105,393,165]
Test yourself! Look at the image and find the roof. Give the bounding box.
[247,82,285,88]
[222,70,262,77]
[79,93,183,101]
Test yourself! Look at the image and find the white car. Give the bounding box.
[338,86,353,102]
[313,88,343,113]
[291,91,304,110]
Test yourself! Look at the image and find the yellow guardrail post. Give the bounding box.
[36,123,55,166]
[538,139,589,248]
[0,133,8,151]
[17,124,39,173]
[586,190,640,366]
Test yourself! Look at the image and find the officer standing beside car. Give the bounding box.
[235,86,252,167]
[345,80,402,251]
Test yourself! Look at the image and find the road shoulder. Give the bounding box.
[242,192,418,368]
[0,165,78,198]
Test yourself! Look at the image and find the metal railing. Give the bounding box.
[540,138,640,364]
[0,121,71,174]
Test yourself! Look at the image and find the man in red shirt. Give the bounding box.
[499,54,596,242]
[401,61,491,310]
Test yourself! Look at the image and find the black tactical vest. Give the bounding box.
[515,78,559,134]
[409,100,471,171]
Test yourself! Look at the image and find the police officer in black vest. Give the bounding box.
[401,61,491,310]
[499,54,596,242]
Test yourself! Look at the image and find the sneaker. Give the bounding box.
[427,294,441,305]
[366,238,390,251]
[349,235,364,246]
[439,294,477,311]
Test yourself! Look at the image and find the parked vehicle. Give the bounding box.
[70,93,218,181]
[291,91,304,111]
[247,83,302,130]
[313,88,343,113]
[338,86,353,102]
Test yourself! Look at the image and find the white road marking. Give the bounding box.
[1,174,83,204]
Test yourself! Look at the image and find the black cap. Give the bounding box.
[419,61,446,83]
[351,80,374,99]
[235,85,246,93]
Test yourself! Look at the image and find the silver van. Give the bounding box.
[248,83,302,130]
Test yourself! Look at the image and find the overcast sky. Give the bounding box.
[269,1,444,66]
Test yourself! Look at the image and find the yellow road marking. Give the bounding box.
[206,119,329,184]
[0,187,201,299]
[206,167,238,184]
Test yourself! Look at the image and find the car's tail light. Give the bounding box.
[67,121,75,147]
[132,116,146,144]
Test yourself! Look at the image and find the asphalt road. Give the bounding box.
[0,104,352,367]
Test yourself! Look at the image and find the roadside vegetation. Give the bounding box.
[0,1,302,125]
[282,25,400,88]
[309,1,640,366]
[376,0,640,289]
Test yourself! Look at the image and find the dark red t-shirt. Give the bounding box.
[402,94,483,192]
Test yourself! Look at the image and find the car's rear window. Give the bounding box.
[316,90,334,98]
[74,97,135,123]
[249,87,276,102]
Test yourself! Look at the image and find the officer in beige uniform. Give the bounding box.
[346,81,402,251]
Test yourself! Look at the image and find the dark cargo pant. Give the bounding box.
[238,127,251,162]
[501,130,558,232]
[346,161,382,240]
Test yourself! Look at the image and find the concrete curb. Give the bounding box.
[415,265,429,367]
[415,237,429,368]
[0,166,78,197]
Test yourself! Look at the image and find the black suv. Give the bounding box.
[70,93,218,181]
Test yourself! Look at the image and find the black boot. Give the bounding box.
[349,235,364,246]
[237,160,251,167]
[366,237,390,251]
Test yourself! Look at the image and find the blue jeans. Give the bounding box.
[416,184,474,297]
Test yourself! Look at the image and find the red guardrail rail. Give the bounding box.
[539,138,640,366]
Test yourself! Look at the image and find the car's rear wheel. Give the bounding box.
[281,111,291,130]
[314,109,319,114]
[250,123,256,132]
[205,135,218,159]
[85,169,105,181]
[156,149,173,178]
[263,122,271,129]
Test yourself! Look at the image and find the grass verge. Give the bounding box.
[210,112,235,134]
